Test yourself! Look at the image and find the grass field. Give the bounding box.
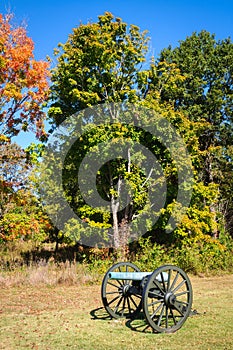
[0,274,232,350]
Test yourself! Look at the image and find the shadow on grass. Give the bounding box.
[90,307,201,334]
[90,307,153,333]
[90,307,112,320]
[126,319,153,333]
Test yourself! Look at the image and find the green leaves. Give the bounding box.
[49,12,149,123]
[156,30,233,239]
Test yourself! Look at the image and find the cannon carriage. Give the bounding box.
[101,262,193,333]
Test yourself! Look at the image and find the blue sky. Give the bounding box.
[1,0,233,147]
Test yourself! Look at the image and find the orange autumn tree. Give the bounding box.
[0,13,49,139]
[0,14,51,243]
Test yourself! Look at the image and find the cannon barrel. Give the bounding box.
[108,271,151,280]
[108,271,168,282]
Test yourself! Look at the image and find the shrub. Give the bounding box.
[133,237,171,271]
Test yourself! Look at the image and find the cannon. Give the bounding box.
[101,262,193,333]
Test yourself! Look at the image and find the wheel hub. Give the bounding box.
[164,292,176,307]
[120,284,130,296]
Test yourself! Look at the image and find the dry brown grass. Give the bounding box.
[0,260,99,287]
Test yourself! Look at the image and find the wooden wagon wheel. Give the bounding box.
[142,265,193,333]
[101,262,142,319]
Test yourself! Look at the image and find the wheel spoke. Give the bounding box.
[152,280,165,294]
[169,271,179,292]
[160,272,166,291]
[127,296,132,315]
[151,302,163,320]
[108,294,121,306]
[176,300,189,306]
[165,305,169,328]
[129,295,139,309]
[107,281,121,289]
[167,269,171,291]
[121,297,126,316]
[173,300,188,315]
[157,304,165,327]
[114,296,123,313]
[171,279,186,293]
[132,293,142,299]
[116,280,124,287]
[148,290,163,298]
[148,299,162,307]
[170,308,177,325]
[108,279,124,288]
[175,290,189,297]
[106,291,120,295]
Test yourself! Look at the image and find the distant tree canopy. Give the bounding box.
[157,31,233,236]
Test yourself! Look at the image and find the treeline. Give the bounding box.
[0,12,233,270]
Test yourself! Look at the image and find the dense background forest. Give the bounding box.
[0,12,232,274]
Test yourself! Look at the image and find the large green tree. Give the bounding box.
[46,13,195,249]
[47,13,153,249]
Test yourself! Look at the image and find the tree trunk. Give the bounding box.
[111,197,120,249]
[205,152,219,238]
